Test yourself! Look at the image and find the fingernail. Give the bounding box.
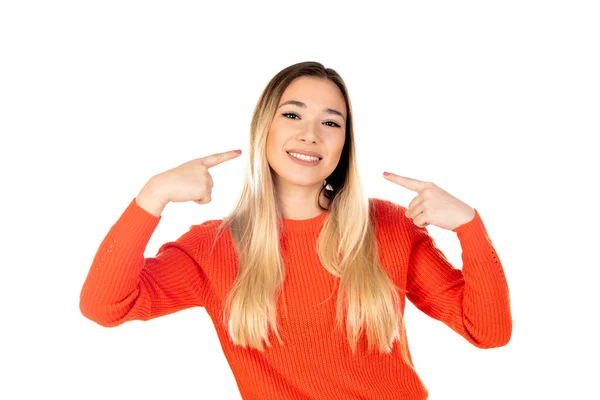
[383,171,390,176]
[235,149,242,154]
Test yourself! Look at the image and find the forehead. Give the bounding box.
[280,76,346,111]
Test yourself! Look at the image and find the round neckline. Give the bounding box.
[279,210,329,233]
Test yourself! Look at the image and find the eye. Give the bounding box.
[282,113,342,128]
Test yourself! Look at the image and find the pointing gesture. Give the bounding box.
[383,171,475,230]
[200,149,244,169]
[152,149,243,205]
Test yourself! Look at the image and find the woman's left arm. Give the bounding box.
[383,172,513,348]
[406,209,513,348]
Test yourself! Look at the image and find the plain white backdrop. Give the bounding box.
[1,1,598,399]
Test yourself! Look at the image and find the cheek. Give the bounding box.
[267,133,282,155]
[326,135,345,156]
[266,127,281,149]
[266,130,287,165]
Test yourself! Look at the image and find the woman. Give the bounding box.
[79,61,512,400]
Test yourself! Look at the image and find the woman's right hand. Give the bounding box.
[149,149,242,206]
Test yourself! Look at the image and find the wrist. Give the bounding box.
[136,178,169,217]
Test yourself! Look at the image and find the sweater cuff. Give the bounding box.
[451,208,497,260]
[452,208,483,234]
[111,198,162,251]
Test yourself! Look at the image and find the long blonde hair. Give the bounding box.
[212,61,405,354]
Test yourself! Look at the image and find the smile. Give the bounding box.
[286,151,322,166]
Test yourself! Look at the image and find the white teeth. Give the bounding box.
[288,152,320,162]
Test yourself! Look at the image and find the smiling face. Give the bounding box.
[266,76,347,195]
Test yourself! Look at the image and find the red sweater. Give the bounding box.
[79,197,512,400]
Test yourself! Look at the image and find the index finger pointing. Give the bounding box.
[201,149,242,168]
[383,172,427,192]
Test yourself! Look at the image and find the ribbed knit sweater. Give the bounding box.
[79,197,512,400]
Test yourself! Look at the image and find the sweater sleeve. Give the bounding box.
[79,198,212,327]
[404,207,512,348]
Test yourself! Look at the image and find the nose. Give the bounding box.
[297,120,320,143]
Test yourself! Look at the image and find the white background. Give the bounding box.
[1,1,598,399]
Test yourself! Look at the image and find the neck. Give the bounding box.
[275,181,330,220]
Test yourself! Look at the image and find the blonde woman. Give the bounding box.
[79,61,512,400]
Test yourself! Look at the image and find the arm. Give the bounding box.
[79,198,212,327]
[404,207,512,348]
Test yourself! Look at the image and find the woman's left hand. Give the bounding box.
[383,171,476,230]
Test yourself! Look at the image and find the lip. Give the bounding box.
[285,149,323,159]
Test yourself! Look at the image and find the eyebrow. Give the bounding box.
[278,100,346,122]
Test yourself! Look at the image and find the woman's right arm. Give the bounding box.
[79,181,212,327]
[80,150,241,327]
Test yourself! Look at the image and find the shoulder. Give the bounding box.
[369,197,408,220]
[190,218,228,245]
[191,218,225,233]
[368,197,416,238]
[166,218,227,256]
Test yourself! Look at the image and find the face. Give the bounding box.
[266,76,346,193]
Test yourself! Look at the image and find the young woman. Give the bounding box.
[79,61,512,400]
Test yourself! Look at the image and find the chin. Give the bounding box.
[276,173,323,188]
